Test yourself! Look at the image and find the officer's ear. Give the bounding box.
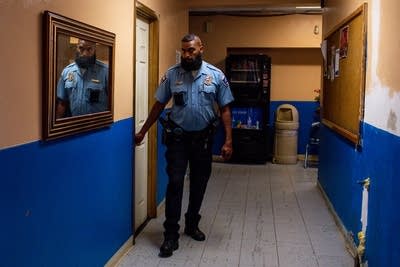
[199,45,204,54]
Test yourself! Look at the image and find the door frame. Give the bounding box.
[133,1,159,234]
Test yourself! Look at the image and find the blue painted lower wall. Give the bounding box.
[4,112,395,266]
[318,122,400,267]
[212,100,320,156]
[0,118,133,267]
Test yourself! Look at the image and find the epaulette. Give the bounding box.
[95,60,108,68]
[166,63,181,72]
[205,62,220,72]
[64,62,77,69]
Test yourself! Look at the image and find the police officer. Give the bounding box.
[56,39,108,118]
[135,34,234,258]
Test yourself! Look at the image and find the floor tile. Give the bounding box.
[117,162,353,267]
[240,239,278,267]
[275,221,310,245]
[200,238,241,266]
[277,241,318,267]
[316,255,355,267]
[242,218,276,242]
[308,224,350,257]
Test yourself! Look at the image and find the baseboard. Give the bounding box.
[104,235,134,267]
[213,154,319,163]
[104,202,165,267]
[317,181,358,259]
[157,199,165,217]
[212,155,225,162]
[297,154,319,162]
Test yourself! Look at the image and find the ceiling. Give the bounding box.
[187,0,324,17]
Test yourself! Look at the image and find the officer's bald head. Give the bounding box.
[181,34,202,47]
[78,39,96,46]
[77,39,96,54]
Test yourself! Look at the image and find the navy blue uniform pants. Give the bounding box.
[163,130,213,241]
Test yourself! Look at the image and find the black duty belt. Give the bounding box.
[159,117,217,138]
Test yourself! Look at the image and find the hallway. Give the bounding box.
[117,162,354,267]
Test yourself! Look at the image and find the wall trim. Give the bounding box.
[105,201,165,266]
[317,181,358,260]
[104,236,134,267]
[157,199,165,217]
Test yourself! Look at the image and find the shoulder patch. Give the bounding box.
[160,74,167,84]
[67,72,75,82]
[222,76,229,87]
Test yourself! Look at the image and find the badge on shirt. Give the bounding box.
[91,79,100,83]
[67,72,75,82]
[204,75,212,86]
[175,80,183,85]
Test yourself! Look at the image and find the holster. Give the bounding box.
[159,116,219,145]
[159,117,183,145]
[209,117,220,135]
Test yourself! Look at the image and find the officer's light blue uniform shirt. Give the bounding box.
[57,60,108,116]
[156,61,234,131]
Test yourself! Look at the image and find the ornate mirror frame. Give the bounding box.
[42,11,115,141]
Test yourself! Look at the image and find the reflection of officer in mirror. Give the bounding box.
[56,39,108,118]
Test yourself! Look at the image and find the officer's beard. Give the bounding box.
[75,53,96,69]
[181,54,202,71]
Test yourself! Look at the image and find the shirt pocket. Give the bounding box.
[199,84,216,106]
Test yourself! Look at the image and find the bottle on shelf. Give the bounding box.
[247,116,252,129]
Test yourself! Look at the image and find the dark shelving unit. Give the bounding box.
[226,54,271,163]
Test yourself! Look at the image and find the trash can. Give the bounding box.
[273,104,299,164]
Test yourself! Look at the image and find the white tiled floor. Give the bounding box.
[117,162,354,267]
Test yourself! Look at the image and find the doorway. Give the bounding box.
[134,1,159,233]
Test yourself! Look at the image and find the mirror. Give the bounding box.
[42,11,115,141]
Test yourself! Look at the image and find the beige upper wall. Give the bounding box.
[185,0,321,8]
[191,14,322,65]
[324,0,400,136]
[322,0,365,35]
[269,49,322,101]
[0,0,187,148]
[364,0,400,135]
[228,48,322,101]
[374,0,400,95]
[190,14,322,101]
[139,0,188,74]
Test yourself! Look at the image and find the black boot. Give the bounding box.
[159,239,179,258]
[184,227,206,241]
[184,213,205,241]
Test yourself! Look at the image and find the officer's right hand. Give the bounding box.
[135,133,145,145]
